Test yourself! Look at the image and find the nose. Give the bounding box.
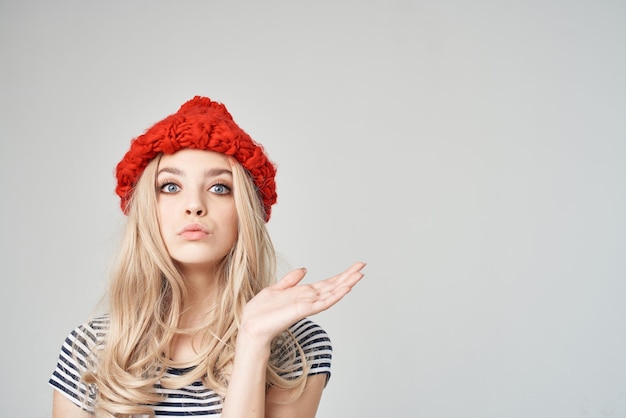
[185,198,206,217]
[186,206,205,216]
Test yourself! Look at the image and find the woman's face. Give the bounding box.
[156,149,238,272]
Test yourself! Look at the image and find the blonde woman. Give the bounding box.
[49,96,365,417]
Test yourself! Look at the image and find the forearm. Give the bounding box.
[220,332,271,418]
[52,390,91,418]
[220,262,364,417]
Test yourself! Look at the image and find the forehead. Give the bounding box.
[157,149,232,171]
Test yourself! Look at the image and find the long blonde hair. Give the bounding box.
[83,154,307,417]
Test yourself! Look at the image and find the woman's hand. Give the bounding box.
[222,262,365,418]
[239,262,366,346]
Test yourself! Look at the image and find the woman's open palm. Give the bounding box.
[240,262,366,344]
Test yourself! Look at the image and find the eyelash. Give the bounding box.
[156,180,180,193]
[156,180,232,195]
[208,183,232,195]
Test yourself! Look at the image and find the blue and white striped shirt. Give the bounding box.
[49,316,332,416]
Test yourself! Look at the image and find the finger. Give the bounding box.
[318,262,366,289]
[339,262,366,285]
[342,270,365,289]
[349,261,367,272]
[308,283,356,314]
[309,269,364,309]
[272,267,308,290]
[330,271,364,297]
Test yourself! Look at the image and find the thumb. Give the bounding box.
[273,268,307,290]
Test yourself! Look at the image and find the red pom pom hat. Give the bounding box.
[115,96,277,221]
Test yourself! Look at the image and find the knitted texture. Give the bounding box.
[115,96,277,221]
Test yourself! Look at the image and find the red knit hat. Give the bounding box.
[115,96,277,221]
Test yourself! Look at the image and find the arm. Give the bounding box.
[265,374,327,418]
[52,390,91,418]
[220,262,365,418]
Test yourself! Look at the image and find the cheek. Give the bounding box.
[227,208,239,241]
[218,203,239,244]
[157,203,175,235]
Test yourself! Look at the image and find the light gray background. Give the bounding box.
[1,1,625,417]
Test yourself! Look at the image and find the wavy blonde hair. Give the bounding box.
[82,154,307,417]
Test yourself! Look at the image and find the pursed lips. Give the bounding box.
[178,223,211,240]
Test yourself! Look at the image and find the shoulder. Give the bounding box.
[49,315,110,412]
[288,318,332,352]
[69,315,110,349]
[281,318,333,379]
[57,314,110,370]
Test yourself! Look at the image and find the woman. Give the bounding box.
[49,96,365,417]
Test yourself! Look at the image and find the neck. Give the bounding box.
[178,264,221,328]
[168,265,223,363]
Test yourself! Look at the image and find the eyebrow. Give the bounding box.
[157,167,233,178]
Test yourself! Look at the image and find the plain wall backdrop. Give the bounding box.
[1,1,625,417]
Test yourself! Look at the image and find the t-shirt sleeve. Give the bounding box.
[48,317,107,413]
[274,318,333,384]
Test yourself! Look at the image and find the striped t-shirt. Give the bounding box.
[49,316,332,416]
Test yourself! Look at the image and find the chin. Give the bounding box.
[172,254,228,271]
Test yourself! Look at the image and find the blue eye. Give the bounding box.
[160,183,180,193]
[210,184,231,195]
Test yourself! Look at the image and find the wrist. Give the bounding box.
[236,327,272,360]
